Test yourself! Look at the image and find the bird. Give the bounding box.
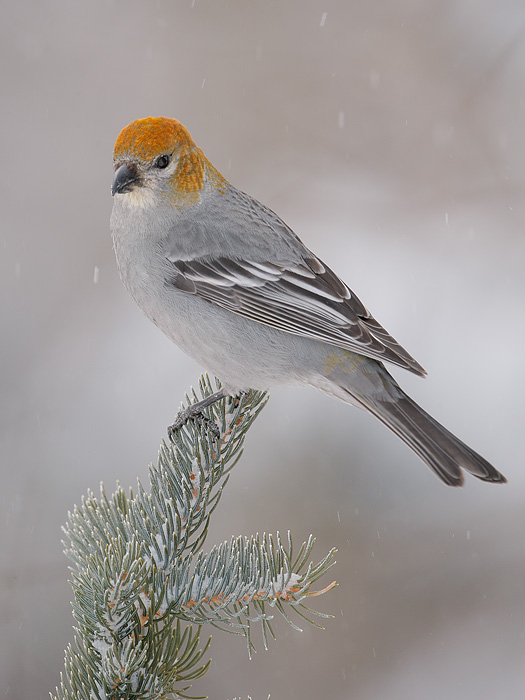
[110,116,506,487]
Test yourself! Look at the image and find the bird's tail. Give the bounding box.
[342,387,506,487]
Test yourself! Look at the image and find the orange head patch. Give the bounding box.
[113,117,193,163]
[113,117,227,202]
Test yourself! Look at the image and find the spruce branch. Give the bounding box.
[52,376,337,700]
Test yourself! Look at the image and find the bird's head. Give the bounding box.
[112,117,225,207]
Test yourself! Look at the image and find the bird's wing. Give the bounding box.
[167,254,426,376]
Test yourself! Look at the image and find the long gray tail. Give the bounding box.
[347,389,506,487]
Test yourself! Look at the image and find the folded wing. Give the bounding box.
[167,254,426,376]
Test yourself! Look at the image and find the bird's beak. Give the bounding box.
[112,163,140,196]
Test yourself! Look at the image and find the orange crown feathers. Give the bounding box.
[113,117,194,162]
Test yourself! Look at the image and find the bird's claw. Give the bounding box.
[168,404,221,441]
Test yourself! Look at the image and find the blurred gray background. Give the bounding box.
[2,1,525,698]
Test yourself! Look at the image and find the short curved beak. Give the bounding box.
[112,163,140,196]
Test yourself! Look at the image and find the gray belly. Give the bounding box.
[149,288,316,392]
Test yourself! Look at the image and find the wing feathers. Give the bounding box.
[168,256,426,376]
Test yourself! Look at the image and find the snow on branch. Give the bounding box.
[52,376,337,700]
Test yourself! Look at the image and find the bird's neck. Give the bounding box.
[171,145,227,206]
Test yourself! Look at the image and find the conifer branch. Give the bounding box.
[52,376,337,699]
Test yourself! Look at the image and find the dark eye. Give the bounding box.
[155,154,170,169]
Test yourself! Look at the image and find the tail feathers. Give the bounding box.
[348,390,506,487]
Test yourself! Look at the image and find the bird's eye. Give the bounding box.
[155,154,171,169]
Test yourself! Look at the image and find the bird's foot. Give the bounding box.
[168,389,226,441]
[168,408,220,439]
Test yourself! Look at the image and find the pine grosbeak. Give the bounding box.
[110,116,505,487]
